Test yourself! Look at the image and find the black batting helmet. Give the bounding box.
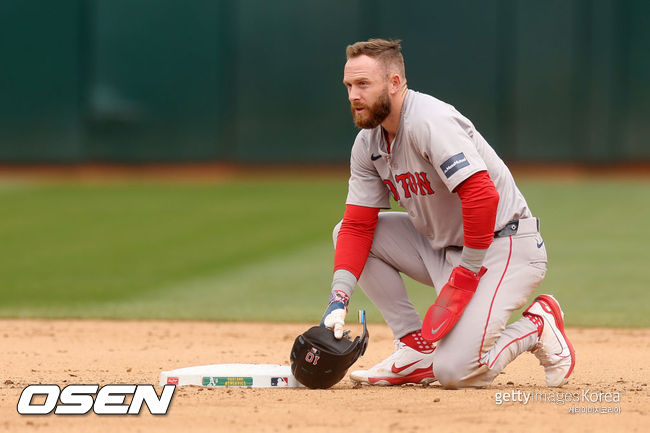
[290,310,369,389]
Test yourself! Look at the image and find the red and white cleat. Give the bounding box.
[523,294,576,387]
[350,340,436,386]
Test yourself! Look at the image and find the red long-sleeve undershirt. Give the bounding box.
[333,204,379,279]
[455,170,500,250]
[333,170,500,278]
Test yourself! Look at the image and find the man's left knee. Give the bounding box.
[433,360,465,389]
[434,348,491,389]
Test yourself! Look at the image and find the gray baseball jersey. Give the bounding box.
[337,89,548,388]
[346,89,531,249]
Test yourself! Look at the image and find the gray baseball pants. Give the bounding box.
[333,212,547,388]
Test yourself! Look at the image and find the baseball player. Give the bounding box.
[321,39,575,388]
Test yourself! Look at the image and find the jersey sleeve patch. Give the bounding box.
[440,152,470,179]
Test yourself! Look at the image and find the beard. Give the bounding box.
[350,89,391,129]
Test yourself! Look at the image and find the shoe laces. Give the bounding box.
[373,340,408,370]
[392,339,406,351]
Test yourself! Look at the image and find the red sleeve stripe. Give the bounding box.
[333,204,380,279]
[455,170,500,250]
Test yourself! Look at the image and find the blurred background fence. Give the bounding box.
[1,0,648,164]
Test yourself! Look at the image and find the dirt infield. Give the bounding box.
[0,320,648,433]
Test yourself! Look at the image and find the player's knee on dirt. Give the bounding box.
[434,344,493,389]
[433,361,464,389]
[436,363,495,389]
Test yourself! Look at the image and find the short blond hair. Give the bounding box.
[346,38,406,78]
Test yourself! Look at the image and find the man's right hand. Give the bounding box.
[321,290,349,339]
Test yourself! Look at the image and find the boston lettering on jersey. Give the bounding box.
[384,172,434,201]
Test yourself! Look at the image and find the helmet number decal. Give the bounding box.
[305,349,320,366]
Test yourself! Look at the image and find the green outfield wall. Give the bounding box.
[1,0,648,163]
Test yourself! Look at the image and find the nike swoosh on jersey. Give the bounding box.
[391,360,421,374]
[537,240,545,248]
[371,154,382,161]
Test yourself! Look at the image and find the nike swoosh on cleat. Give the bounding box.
[552,329,572,358]
[540,297,571,357]
[371,154,382,161]
[369,367,435,385]
[391,360,420,374]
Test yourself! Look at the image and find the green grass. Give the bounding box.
[513,179,650,327]
[0,177,648,327]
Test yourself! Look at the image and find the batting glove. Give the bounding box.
[422,266,487,342]
[321,290,350,339]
